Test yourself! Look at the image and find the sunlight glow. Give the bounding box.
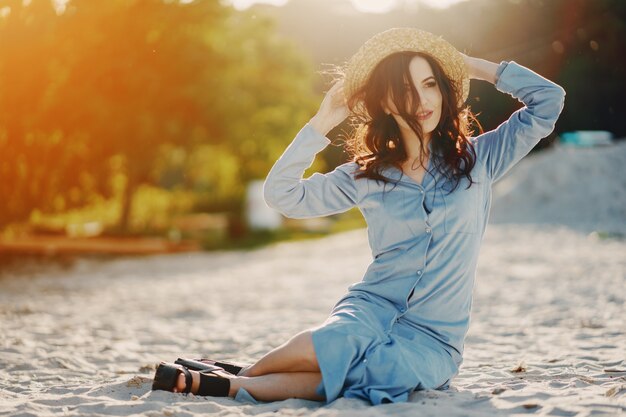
[52,0,69,15]
[417,0,471,9]
[227,0,288,11]
[224,0,471,12]
[350,0,398,14]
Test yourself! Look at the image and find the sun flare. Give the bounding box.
[226,0,471,12]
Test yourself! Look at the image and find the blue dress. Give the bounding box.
[250,60,565,405]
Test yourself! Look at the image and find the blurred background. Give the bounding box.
[0,0,624,259]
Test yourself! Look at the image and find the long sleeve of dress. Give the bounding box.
[473,60,566,183]
[263,122,360,219]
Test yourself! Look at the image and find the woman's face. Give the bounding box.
[382,55,443,137]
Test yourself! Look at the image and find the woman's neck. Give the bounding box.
[400,127,431,163]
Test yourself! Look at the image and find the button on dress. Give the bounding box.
[252,60,566,405]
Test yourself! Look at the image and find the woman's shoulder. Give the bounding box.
[334,160,365,178]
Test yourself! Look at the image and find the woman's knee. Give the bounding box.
[288,330,319,369]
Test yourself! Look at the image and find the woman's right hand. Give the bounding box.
[459,52,499,84]
[309,79,350,136]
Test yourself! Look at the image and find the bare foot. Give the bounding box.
[173,369,198,393]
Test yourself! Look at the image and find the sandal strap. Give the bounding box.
[194,358,245,375]
[214,361,244,375]
[174,358,225,373]
[196,372,230,397]
[180,366,193,395]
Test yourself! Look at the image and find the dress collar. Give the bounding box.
[379,141,436,188]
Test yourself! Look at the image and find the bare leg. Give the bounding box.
[239,329,320,377]
[171,328,323,400]
[232,373,324,401]
[174,370,324,402]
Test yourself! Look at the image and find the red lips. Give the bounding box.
[417,111,433,120]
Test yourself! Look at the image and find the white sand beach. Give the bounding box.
[1,141,625,416]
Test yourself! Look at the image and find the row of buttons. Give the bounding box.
[396,210,428,316]
[417,221,428,287]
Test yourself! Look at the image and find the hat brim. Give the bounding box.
[344,28,469,108]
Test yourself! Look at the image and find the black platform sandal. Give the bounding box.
[152,362,231,397]
[175,357,246,375]
[152,362,193,394]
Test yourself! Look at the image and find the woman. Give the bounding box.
[151,28,566,405]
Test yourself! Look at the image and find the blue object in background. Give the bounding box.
[559,131,613,147]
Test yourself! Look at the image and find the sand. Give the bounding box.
[490,140,626,235]
[1,141,625,416]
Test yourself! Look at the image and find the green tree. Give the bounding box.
[0,0,319,232]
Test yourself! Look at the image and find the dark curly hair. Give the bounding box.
[334,51,482,194]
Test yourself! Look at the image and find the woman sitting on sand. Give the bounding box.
[151,27,566,405]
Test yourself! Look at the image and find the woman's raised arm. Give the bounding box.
[464,57,566,183]
[262,80,360,219]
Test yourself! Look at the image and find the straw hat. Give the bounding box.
[343,27,469,108]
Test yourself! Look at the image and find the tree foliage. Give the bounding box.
[0,0,319,230]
